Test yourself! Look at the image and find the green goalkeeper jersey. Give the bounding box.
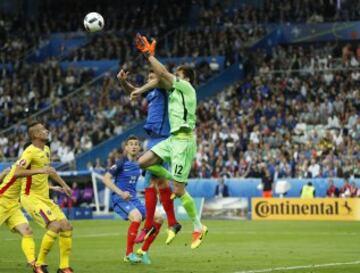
[168,77,197,134]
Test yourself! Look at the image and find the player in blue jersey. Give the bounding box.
[102,135,163,264]
[117,70,181,245]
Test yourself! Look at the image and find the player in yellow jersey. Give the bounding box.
[18,122,74,273]
[0,161,55,272]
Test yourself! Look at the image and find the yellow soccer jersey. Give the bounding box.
[19,144,51,198]
[0,163,24,200]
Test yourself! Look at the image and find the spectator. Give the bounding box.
[260,164,273,198]
[308,159,321,178]
[82,184,94,205]
[198,159,212,178]
[350,182,359,197]
[340,179,352,197]
[326,180,339,197]
[58,191,73,208]
[71,182,81,207]
[215,176,229,198]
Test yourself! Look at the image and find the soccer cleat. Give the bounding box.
[165,223,182,245]
[136,249,151,265]
[123,253,141,264]
[191,225,208,249]
[57,268,74,273]
[33,265,49,273]
[33,266,44,273]
[136,248,145,256]
[134,226,156,244]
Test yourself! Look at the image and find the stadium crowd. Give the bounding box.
[65,25,262,65]
[4,0,358,64]
[197,0,360,26]
[0,59,95,131]
[0,0,191,64]
[192,43,360,180]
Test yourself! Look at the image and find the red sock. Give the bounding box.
[144,187,157,230]
[126,221,140,255]
[142,222,162,252]
[159,187,177,226]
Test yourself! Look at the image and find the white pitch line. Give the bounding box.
[234,260,360,273]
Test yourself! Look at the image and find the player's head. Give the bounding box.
[28,122,49,142]
[125,135,140,157]
[175,65,195,84]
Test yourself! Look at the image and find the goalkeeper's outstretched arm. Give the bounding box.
[146,56,174,90]
[135,33,174,90]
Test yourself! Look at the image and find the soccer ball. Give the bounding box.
[84,12,104,32]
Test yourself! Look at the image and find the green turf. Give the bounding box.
[1,220,360,273]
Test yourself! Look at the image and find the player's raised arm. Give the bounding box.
[102,172,131,201]
[135,33,174,90]
[130,77,159,100]
[13,146,54,178]
[14,165,55,178]
[117,69,136,93]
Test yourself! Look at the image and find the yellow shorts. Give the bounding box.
[21,195,66,228]
[0,198,28,231]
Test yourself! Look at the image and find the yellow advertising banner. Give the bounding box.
[252,198,360,221]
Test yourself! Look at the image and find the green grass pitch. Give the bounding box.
[1,220,360,273]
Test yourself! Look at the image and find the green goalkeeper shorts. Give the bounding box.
[151,133,196,183]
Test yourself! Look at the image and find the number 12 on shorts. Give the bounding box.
[174,164,183,175]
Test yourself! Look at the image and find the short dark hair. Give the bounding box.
[177,65,195,84]
[27,121,42,138]
[27,121,41,130]
[126,135,139,144]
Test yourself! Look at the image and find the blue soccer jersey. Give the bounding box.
[109,157,142,200]
[109,156,146,220]
[144,88,170,138]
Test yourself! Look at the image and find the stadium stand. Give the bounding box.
[1,1,359,182]
[193,43,360,179]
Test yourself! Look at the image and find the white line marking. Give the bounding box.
[234,260,360,273]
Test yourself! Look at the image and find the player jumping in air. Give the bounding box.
[18,122,74,273]
[131,34,208,249]
[102,135,163,264]
[117,69,181,245]
[0,164,56,272]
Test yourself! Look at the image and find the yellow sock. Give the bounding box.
[59,231,72,269]
[36,230,58,266]
[21,234,35,263]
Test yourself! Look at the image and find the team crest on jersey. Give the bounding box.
[17,159,27,167]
